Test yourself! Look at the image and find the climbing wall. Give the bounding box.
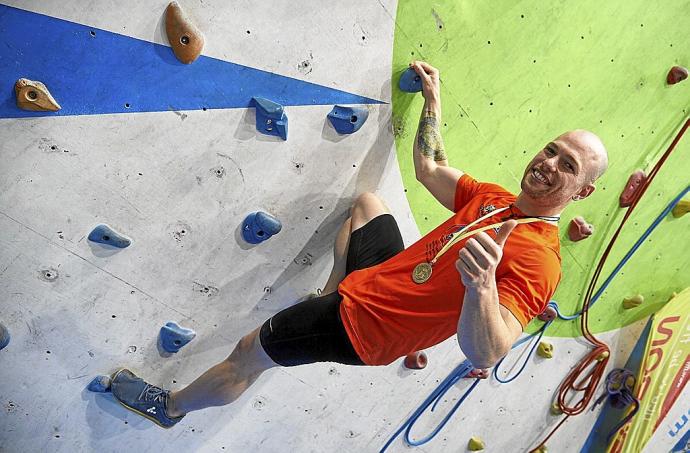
[0,2,688,453]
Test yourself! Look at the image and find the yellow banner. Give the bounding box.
[607,287,690,452]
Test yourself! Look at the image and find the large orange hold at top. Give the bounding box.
[165,1,204,64]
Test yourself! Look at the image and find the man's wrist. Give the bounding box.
[423,98,441,114]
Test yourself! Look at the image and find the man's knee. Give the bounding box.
[227,328,277,374]
[351,192,389,220]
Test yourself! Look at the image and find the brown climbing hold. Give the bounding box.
[672,200,690,218]
[165,1,204,64]
[619,170,647,208]
[568,216,593,242]
[667,66,688,85]
[14,78,61,111]
[468,436,485,451]
[622,294,644,309]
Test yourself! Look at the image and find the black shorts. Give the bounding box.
[260,214,405,366]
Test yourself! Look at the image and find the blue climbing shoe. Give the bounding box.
[110,369,184,428]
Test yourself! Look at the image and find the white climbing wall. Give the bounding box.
[0,1,647,452]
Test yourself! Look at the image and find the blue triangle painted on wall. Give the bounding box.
[0,4,383,119]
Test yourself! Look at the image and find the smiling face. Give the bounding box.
[519,130,608,210]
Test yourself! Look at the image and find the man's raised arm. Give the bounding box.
[410,61,463,211]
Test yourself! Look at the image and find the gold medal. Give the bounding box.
[412,262,433,284]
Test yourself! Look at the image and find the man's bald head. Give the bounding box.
[557,129,609,183]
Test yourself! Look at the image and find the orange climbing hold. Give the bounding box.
[619,170,647,208]
[165,1,205,64]
[14,78,61,111]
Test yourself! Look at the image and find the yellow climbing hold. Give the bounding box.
[622,294,644,309]
[14,78,61,111]
[672,200,690,218]
[537,341,554,359]
[468,436,485,451]
[596,350,610,361]
[533,445,548,453]
[550,402,563,415]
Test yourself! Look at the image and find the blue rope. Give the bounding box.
[381,188,690,451]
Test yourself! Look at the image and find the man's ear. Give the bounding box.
[575,183,596,200]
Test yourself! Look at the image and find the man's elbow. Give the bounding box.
[459,340,511,369]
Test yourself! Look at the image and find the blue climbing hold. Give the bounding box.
[0,322,9,351]
[88,224,131,248]
[241,211,282,244]
[87,375,112,393]
[327,105,369,134]
[252,97,288,140]
[398,67,422,93]
[159,321,196,353]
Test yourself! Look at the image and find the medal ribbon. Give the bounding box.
[428,206,546,265]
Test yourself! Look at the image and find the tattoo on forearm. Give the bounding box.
[417,111,447,162]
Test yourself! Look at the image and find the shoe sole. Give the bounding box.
[111,368,175,429]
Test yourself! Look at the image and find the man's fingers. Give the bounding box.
[495,219,518,248]
[464,238,492,268]
[410,60,438,77]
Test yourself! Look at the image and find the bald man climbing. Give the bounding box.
[109,61,609,428]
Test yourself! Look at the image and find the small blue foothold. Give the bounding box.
[160,321,196,353]
[252,97,288,140]
[87,375,112,393]
[241,211,282,244]
[398,67,422,93]
[88,224,131,248]
[0,323,9,351]
[327,105,369,134]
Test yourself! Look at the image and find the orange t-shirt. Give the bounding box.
[338,174,562,365]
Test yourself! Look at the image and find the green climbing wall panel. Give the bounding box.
[392,0,690,337]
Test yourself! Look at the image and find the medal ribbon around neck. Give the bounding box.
[411,206,548,284]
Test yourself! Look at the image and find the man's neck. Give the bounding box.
[514,192,564,218]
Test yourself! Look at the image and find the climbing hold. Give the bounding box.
[468,436,485,451]
[619,170,647,208]
[567,216,593,242]
[403,351,428,370]
[165,1,205,64]
[672,200,690,218]
[327,105,369,134]
[87,375,112,393]
[668,292,678,302]
[14,78,61,112]
[533,445,548,453]
[537,305,557,322]
[536,342,553,359]
[398,67,422,93]
[465,368,490,379]
[241,211,282,244]
[87,224,131,249]
[596,350,610,362]
[252,97,288,140]
[550,402,563,415]
[159,321,196,353]
[622,294,644,309]
[0,322,10,351]
[667,66,688,85]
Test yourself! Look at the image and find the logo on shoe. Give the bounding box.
[147,407,157,414]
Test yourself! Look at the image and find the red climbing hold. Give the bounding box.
[465,368,490,379]
[404,351,428,369]
[619,170,647,208]
[567,216,593,242]
[537,305,557,322]
[667,66,688,85]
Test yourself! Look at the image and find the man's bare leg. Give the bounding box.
[322,192,390,294]
[166,327,276,417]
[165,193,391,417]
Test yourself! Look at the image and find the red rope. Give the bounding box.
[529,117,690,452]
